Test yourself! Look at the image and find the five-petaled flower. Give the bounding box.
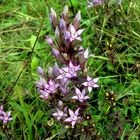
[44,79,59,94]
[82,76,99,93]
[72,88,90,102]
[65,108,81,128]
[0,111,13,124]
[57,61,81,80]
[53,108,67,120]
[39,90,50,100]
[64,25,84,42]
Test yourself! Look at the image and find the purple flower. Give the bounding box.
[72,88,90,102]
[64,25,84,42]
[0,111,13,124]
[53,108,67,121]
[53,101,67,120]
[44,79,59,94]
[65,108,81,128]
[39,90,50,100]
[66,61,81,78]
[82,76,99,93]
[57,61,81,80]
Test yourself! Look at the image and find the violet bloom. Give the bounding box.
[66,61,81,78]
[57,61,81,79]
[72,88,90,102]
[64,25,84,42]
[65,108,81,128]
[0,111,13,124]
[39,90,50,100]
[82,76,99,93]
[44,79,59,94]
[53,108,67,121]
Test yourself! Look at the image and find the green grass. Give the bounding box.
[0,0,140,139]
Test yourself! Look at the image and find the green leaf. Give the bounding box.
[31,56,39,71]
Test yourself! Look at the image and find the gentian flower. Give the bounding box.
[72,88,90,102]
[64,25,84,42]
[65,108,81,128]
[82,76,99,93]
[53,108,67,120]
[44,79,59,94]
[39,90,50,100]
[0,111,13,124]
[57,61,81,80]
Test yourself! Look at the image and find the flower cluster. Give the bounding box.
[0,105,12,124]
[35,6,99,128]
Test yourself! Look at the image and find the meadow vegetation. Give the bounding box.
[0,0,140,139]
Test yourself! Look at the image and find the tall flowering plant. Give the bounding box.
[35,6,99,137]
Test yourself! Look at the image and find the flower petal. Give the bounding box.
[75,88,81,96]
[71,96,79,100]
[69,109,75,117]
[93,84,99,88]
[75,108,80,116]
[82,82,88,86]
[93,78,99,83]
[71,120,76,128]
[65,117,72,122]
[77,29,85,36]
[88,87,92,93]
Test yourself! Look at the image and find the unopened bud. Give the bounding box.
[52,48,66,64]
[50,8,57,28]
[61,6,69,20]
[59,18,66,32]
[45,36,54,47]
[55,26,60,38]
[73,11,81,30]
[37,66,44,76]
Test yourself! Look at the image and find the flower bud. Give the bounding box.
[52,48,66,64]
[50,8,57,28]
[73,11,81,30]
[37,66,44,76]
[45,36,54,47]
[55,26,60,38]
[61,6,69,20]
[59,18,66,32]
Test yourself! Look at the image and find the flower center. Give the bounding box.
[72,115,77,121]
[58,111,63,116]
[69,67,75,74]
[88,81,94,87]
